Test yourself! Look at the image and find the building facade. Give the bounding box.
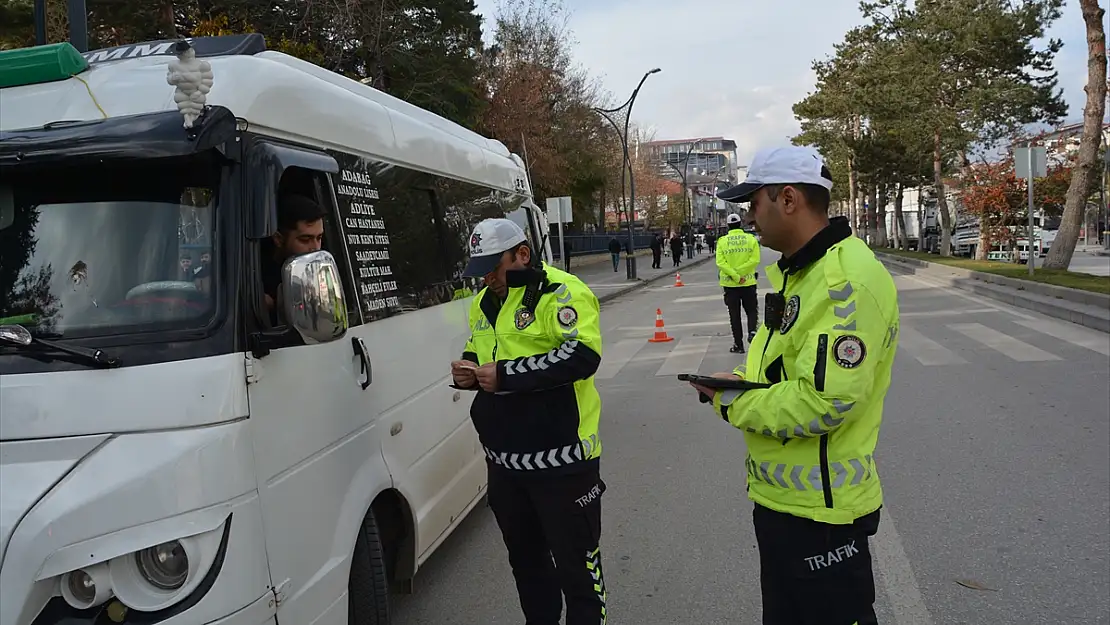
[643,137,740,231]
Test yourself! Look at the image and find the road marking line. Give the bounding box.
[899,274,1034,319]
[1013,319,1110,356]
[897,325,968,366]
[649,283,719,291]
[595,339,648,380]
[874,507,936,625]
[584,283,633,289]
[900,308,997,318]
[948,322,1061,362]
[619,319,729,332]
[655,337,712,376]
[674,295,722,303]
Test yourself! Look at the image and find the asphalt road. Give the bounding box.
[1059,249,1110,277]
[392,250,1110,625]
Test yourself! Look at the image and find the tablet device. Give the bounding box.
[676,373,772,391]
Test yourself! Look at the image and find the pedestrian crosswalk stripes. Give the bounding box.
[594,339,647,379]
[616,319,729,332]
[673,295,722,303]
[901,308,998,317]
[948,322,1062,362]
[655,336,712,376]
[594,316,1104,381]
[1012,319,1110,356]
[896,326,968,366]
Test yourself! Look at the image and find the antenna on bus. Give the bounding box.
[519,132,534,196]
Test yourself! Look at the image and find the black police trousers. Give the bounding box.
[487,463,607,625]
[724,285,759,347]
[754,504,881,625]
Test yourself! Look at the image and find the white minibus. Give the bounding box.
[0,33,550,625]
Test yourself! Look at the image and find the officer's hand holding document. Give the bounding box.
[473,362,499,392]
[450,360,478,389]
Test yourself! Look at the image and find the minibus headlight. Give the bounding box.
[51,520,226,614]
[135,541,189,590]
[109,524,223,612]
[59,562,112,610]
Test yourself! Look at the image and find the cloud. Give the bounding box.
[474,0,1095,165]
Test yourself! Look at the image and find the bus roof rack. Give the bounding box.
[0,42,89,89]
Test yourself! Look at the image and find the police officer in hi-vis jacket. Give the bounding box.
[450,218,608,625]
[716,212,761,353]
[692,146,900,625]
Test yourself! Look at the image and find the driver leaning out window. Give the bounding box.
[263,194,326,323]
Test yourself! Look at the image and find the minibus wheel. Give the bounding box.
[349,509,390,624]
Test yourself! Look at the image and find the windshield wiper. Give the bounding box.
[0,324,121,369]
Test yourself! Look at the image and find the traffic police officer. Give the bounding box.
[716,212,761,353]
[450,218,608,625]
[692,146,900,625]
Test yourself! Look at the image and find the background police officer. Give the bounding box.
[450,218,609,625]
[692,146,900,625]
[716,212,761,353]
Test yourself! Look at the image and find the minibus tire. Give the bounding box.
[349,509,390,624]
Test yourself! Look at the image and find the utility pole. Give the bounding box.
[33,0,46,45]
[32,0,88,50]
[67,0,88,52]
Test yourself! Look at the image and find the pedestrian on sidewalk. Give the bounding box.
[451,218,609,625]
[716,212,761,353]
[564,237,573,273]
[690,145,900,625]
[670,235,683,267]
[650,234,663,268]
[607,236,622,272]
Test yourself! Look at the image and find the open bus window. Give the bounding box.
[0,158,220,337]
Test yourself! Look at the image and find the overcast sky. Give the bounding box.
[473,0,1101,165]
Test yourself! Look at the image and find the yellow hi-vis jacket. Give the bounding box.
[716,227,760,288]
[459,262,603,475]
[710,217,899,524]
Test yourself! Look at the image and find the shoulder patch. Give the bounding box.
[832,335,866,368]
[557,306,578,328]
[780,294,800,334]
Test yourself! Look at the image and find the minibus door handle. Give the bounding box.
[352,337,372,390]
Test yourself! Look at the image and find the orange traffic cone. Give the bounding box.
[673,272,685,287]
[648,308,674,343]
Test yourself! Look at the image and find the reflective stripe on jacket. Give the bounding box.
[713,217,899,524]
[462,262,603,475]
[716,228,759,288]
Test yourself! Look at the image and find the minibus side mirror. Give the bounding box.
[281,250,349,345]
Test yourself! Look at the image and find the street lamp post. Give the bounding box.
[594,68,661,281]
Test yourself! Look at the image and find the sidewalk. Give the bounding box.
[569,250,715,303]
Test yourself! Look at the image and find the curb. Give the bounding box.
[875,252,1110,334]
[595,256,714,305]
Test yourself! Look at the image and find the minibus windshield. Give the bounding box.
[0,156,220,339]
